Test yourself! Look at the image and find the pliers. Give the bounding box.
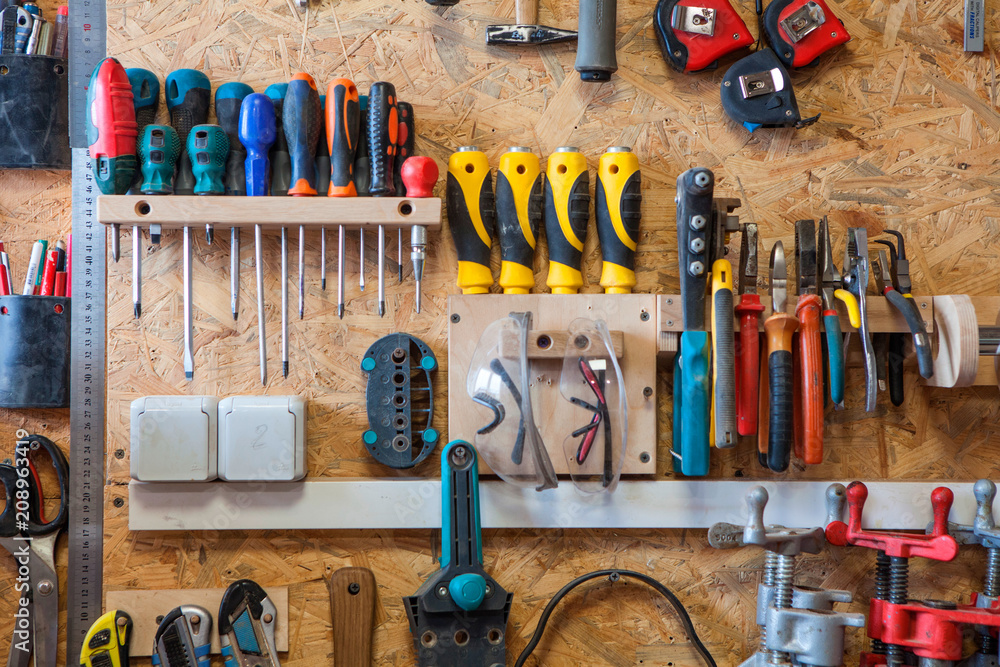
[817,217,859,407]
[843,228,877,412]
[872,230,934,404]
[793,220,823,464]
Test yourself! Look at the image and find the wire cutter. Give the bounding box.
[793,220,823,464]
[873,230,934,405]
[843,228,877,411]
[817,218,859,407]
[0,435,69,667]
[735,223,764,436]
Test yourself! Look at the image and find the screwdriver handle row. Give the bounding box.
[446,146,641,296]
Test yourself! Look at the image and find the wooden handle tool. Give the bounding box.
[330,567,376,667]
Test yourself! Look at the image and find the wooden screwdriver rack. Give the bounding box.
[97,194,442,230]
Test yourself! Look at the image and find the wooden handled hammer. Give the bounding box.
[486,0,577,45]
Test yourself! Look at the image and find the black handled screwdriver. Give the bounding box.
[367,81,399,317]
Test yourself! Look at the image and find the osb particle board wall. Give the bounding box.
[3,0,1000,664]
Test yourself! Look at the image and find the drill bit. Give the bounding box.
[183,226,194,380]
[298,225,305,319]
[282,226,289,378]
[230,228,239,320]
[206,223,213,244]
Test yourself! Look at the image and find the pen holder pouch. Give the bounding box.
[0,56,70,170]
[0,296,71,408]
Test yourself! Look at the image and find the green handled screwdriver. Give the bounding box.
[125,67,160,319]
[165,69,211,205]
[182,124,229,380]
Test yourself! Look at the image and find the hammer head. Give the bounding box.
[486,23,577,45]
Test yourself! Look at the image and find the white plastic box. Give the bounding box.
[130,396,219,482]
[218,396,306,481]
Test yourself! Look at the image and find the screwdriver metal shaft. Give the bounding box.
[132,226,141,318]
[298,225,305,319]
[255,223,266,385]
[282,226,289,378]
[378,226,385,316]
[321,228,327,291]
[338,225,345,319]
[183,226,194,380]
[230,227,239,320]
[398,228,403,283]
[360,229,366,291]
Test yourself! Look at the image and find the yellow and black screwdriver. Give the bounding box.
[595,146,641,293]
[446,146,495,294]
[544,146,590,294]
[496,147,543,294]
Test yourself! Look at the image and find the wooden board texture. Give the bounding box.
[4,0,1000,664]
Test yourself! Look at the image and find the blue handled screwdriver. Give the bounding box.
[239,93,277,385]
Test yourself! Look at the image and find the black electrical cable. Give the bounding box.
[513,569,717,667]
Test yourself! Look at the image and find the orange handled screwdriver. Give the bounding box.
[326,78,360,319]
[793,219,823,465]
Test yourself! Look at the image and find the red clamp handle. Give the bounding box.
[824,481,959,561]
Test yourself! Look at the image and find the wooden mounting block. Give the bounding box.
[448,294,658,477]
[97,195,441,230]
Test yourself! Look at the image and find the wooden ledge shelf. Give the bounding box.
[97,194,442,230]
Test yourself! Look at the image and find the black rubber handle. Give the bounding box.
[767,349,793,472]
[217,97,247,196]
[496,168,542,271]
[885,289,934,380]
[367,81,398,197]
[393,101,415,196]
[576,0,619,81]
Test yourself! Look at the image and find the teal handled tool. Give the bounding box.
[165,69,211,201]
[673,167,714,476]
[215,81,254,321]
[238,93,277,385]
[817,217,858,407]
[404,441,512,666]
[125,67,159,318]
[219,580,280,667]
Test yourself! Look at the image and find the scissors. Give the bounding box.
[1,434,69,667]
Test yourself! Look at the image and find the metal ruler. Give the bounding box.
[68,0,107,662]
